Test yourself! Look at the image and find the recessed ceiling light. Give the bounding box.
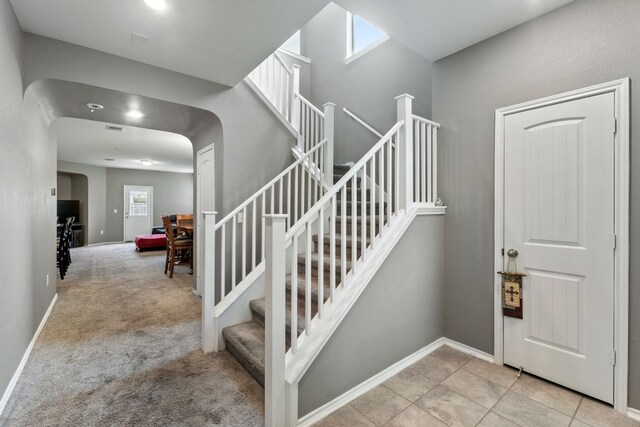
[144,0,167,11]
[126,109,145,119]
[86,103,104,113]
[140,159,154,166]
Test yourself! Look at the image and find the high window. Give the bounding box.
[346,13,388,63]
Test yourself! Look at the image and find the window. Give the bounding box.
[129,191,148,216]
[346,13,388,62]
[280,30,301,55]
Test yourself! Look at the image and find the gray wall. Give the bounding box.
[105,168,193,242]
[56,173,71,200]
[432,0,640,408]
[0,0,57,403]
[22,33,296,219]
[57,160,107,245]
[299,215,444,416]
[302,3,432,164]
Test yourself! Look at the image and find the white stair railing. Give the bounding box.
[202,140,328,352]
[248,52,334,189]
[264,94,434,427]
[412,115,440,205]
[248,52,297,122]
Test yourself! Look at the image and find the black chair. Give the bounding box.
[57,216,75,279]
[162,215,193,278]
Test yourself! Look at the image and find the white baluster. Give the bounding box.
[291,65,300,132]
[318,208,324,318]
[242,206,247,280]
[305,222,312,334]
[220,223,226,300]
[252,201,257,268]
[361,163,367,260]
[264,214,287,427]
[291,237,298,353]
[433,126,438,203]
[231,219,236,288]
[323,103,335,189]
[426,123,431,204]
[330,195,336,300]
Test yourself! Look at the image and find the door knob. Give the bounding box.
[507,249,518,258]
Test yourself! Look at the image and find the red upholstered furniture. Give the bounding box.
[135,234,167,252]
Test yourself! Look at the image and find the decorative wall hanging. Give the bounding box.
[498,249,526,319]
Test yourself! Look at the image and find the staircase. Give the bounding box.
[220,163,368,387]
[201,49,442,427]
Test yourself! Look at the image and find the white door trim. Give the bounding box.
[196,144,215,296]
[494,78,630,413]
[123,185,154,241]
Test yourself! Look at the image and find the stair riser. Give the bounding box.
[297,257,350,276]
[223,335,265,388]
[335,204,387,215]
[286,285,330,310]
[251,308,309,347]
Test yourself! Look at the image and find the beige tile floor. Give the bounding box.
[312,345,640,427]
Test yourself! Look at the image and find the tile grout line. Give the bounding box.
[570,397,586,426]
[472,358,524,427]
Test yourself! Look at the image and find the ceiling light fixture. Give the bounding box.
[140,159,154,166]
[144,0,167,11]
[126,109,145,119]
[86,103,104,113]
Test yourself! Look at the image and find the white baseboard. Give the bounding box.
[0,294,58,416]
[628,407,640,422]
[442,338,495,363]
[298,337,446,427]
[297,337,498,426]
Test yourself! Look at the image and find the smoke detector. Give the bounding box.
[86,103,104,113]
[105,125,124,132]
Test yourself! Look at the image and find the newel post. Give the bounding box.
[291,65,301,136]
[396,94,414,210]
[323,102,336,188]
[202,211,217,353]
[264,214,288,427]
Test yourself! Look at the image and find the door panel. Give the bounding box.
[503,93,615,403]
[124,185,153,241]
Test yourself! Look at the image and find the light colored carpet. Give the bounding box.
[0,243,264,427]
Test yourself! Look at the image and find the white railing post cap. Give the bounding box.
[323,102,336,108]
[394,93,415,101]
[291,64,301,70]
[202,211,218,216]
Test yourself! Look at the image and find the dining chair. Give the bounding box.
[162,215,193,278]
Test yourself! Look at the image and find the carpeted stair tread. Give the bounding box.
[286,272,332,306]
[249,298,306,340]
[333,164,351,174]
[297,251,352,274]
[313,233,370,249]
[336,200,387,214]
[334,175,361,184]
[335,215,385,228]
[222,321,265,387]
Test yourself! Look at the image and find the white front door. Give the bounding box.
[124,185,153,241]
[196,145,215,295]
[502,93,615,403]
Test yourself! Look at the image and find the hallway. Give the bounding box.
[0,244,264,426]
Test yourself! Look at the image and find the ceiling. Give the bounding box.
[55,118,194,173]
[10,0,575,86]
[336,0,576,61]
[10,0,329,86]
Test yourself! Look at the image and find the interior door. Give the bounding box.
[124,185,153,241]
[503,93,615,403]
[196,145,215,295]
